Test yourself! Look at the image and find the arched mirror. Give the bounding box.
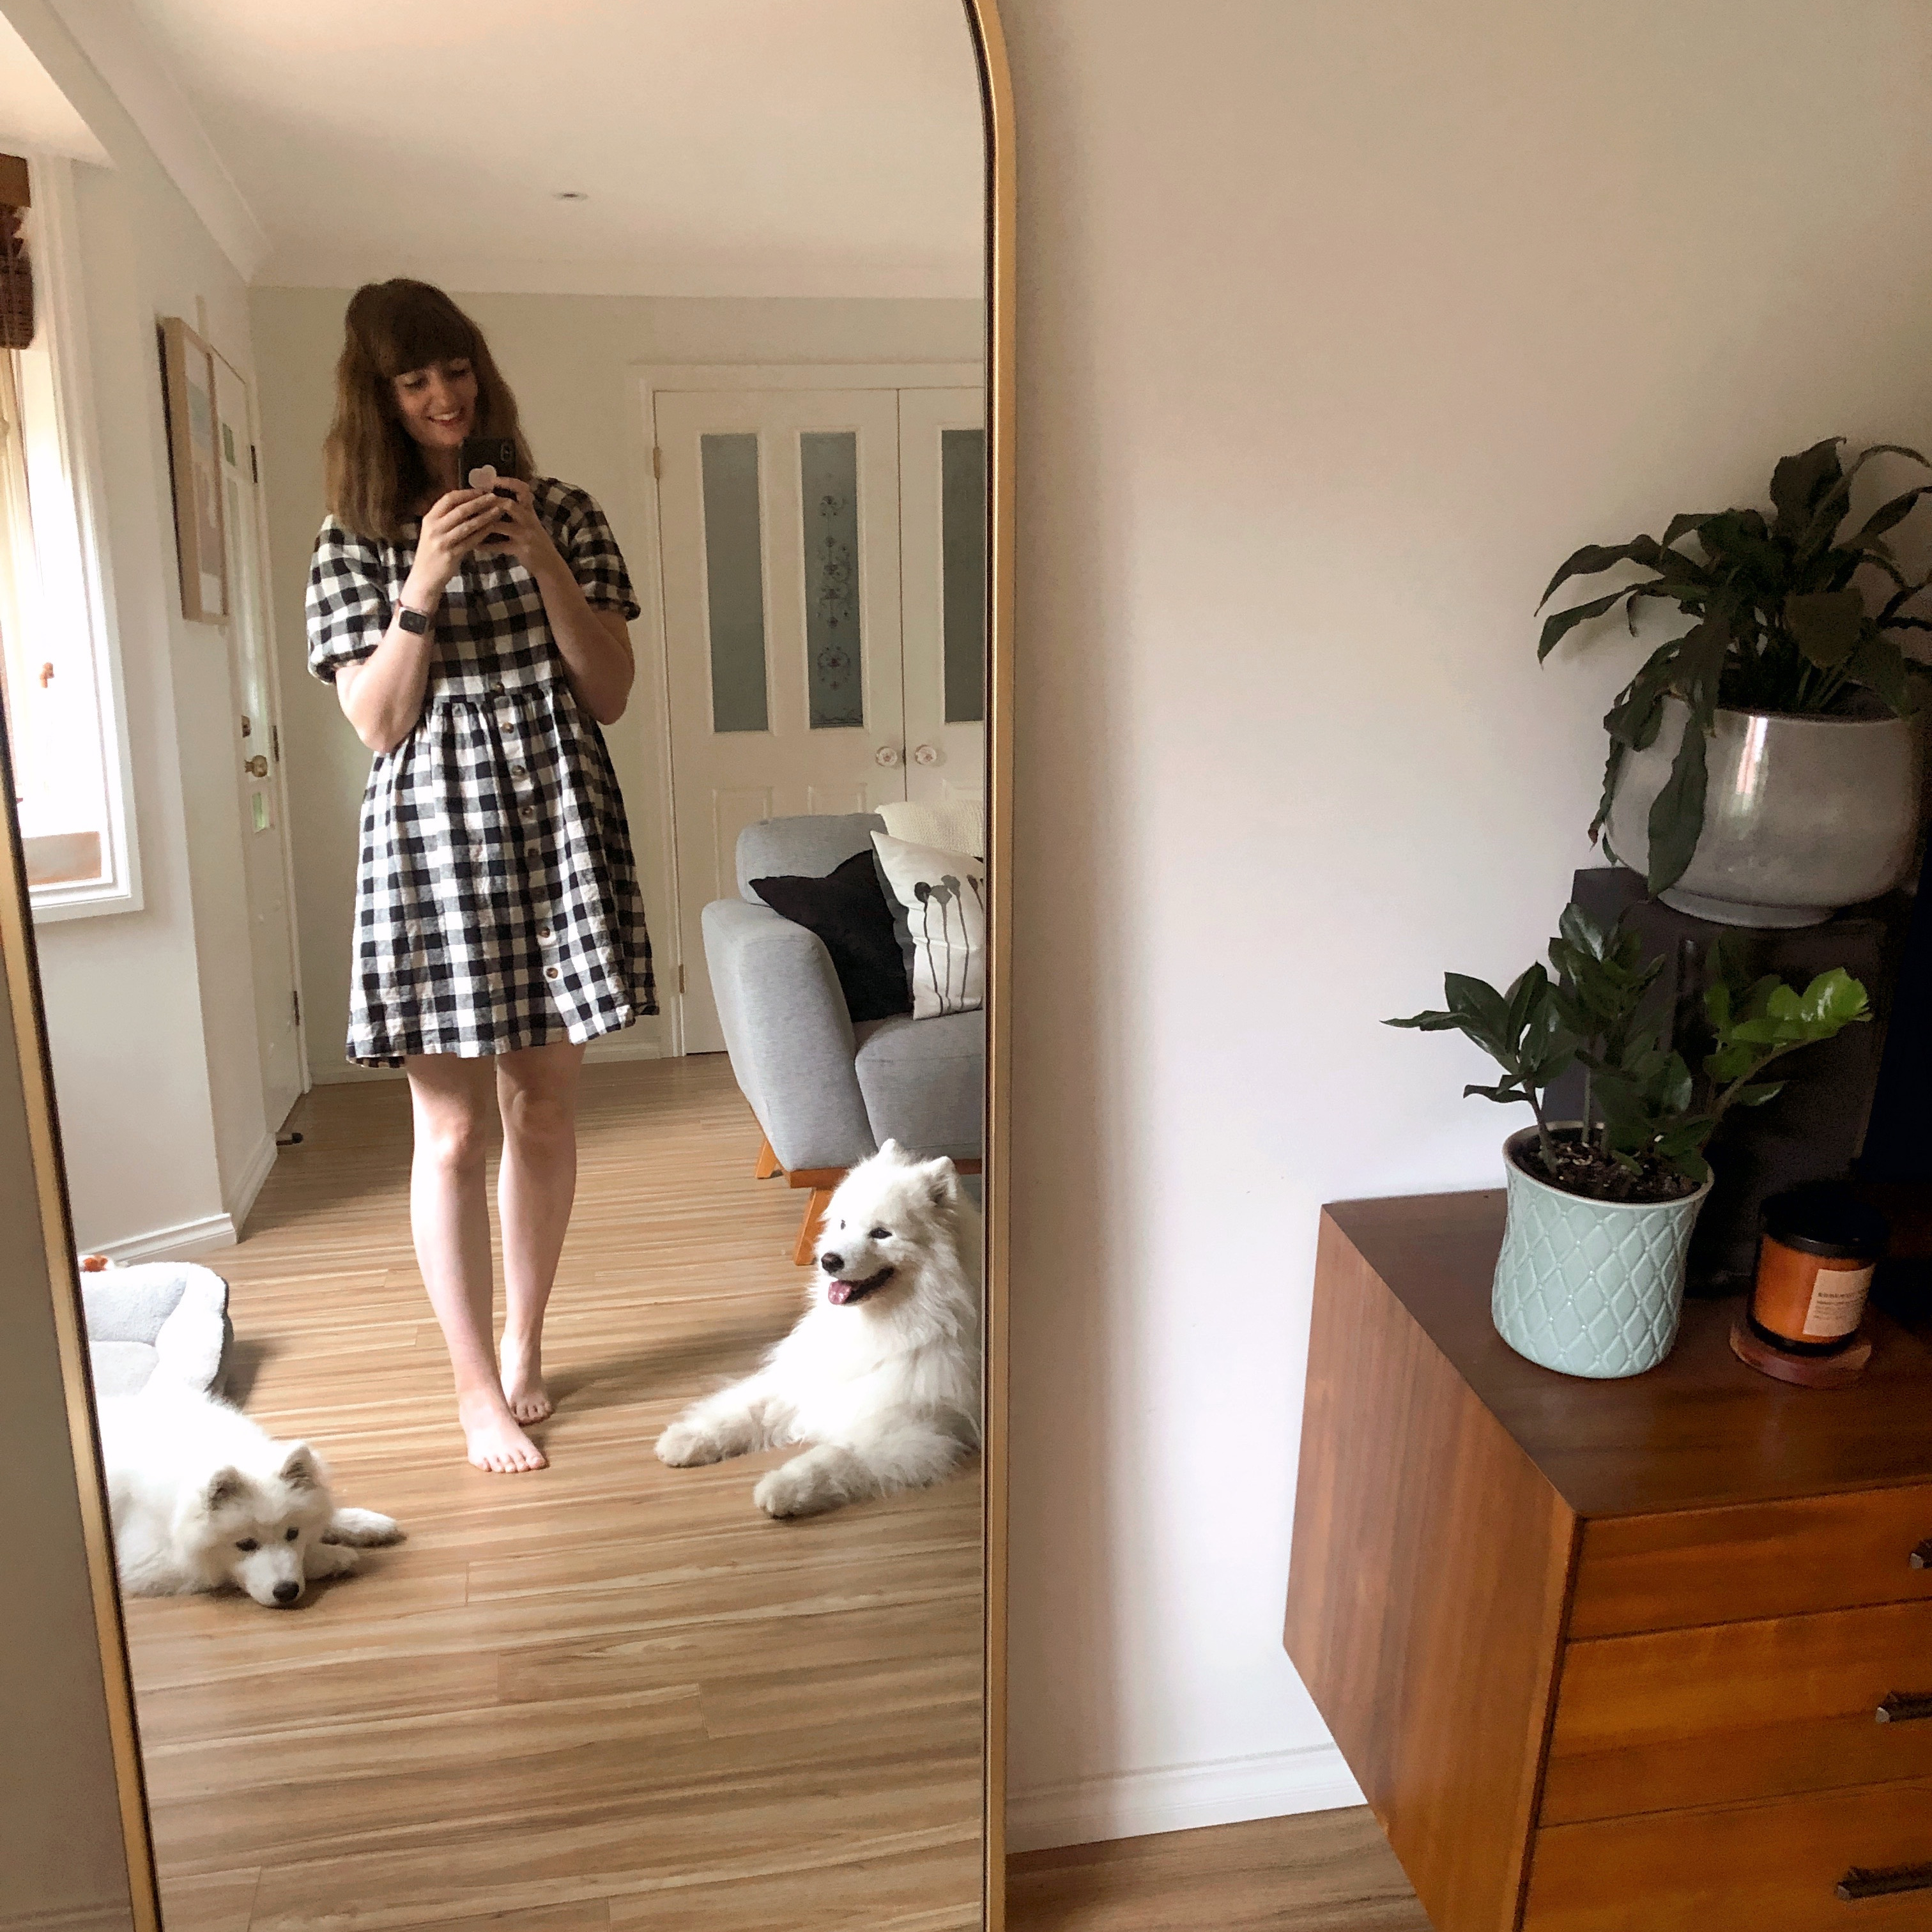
[0,2,1011,1926]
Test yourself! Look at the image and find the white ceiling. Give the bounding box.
[119,0,985,298]
[0,13,107,162]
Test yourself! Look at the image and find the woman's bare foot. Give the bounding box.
[457,1390,547,1473]
[499,1339,554,1424]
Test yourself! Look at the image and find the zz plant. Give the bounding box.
[1388,903,1871,1199]
[1537,439,1932,893]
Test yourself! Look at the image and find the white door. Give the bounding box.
[213,358,305,1128]
[898,388,986,805]
[656,388,907,1054]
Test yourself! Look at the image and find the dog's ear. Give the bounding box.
[877,1137,903,1160]
[923,1156,960,1208]
[203,1466,248,1511]
[278,1443,324,1493]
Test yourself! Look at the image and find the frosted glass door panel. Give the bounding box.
[699,434,770,733]
[654,387,905,1052]
[899,387,986,806]
[800,431,864,728]
[940,427,986,725]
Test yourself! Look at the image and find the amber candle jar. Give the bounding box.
[1748,1186,1888,1359]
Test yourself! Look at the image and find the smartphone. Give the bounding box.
[457,434,518,542]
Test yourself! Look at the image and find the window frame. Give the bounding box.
[11,153,139,923]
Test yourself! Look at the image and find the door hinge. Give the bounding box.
[271,722,280,762]
[250,444,259,484]
[291,988,301,1026]
[240,713,251,737]
[677,963,686,994]
[652,445,663,480]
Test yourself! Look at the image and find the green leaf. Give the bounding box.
[1770,439,1845,537]
[1844,630,1920,715]
[1660,512,1719,551]
[1444,972,1511,1045]
[1731,1081,1785,1108]
[1854,486,1932,544]
[1786,589,1866,668]
[1538,589,1633,661]
[1504,963,1550,1039]
[1797,968,1870,1032]
[1385,1009,1465,1032]
[1645,707,1709,894]
[1537,541,1647,611]
[1556,901,1608,963]
[1463,1082,1529,1105]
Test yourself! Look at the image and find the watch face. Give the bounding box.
[398,606,430,634]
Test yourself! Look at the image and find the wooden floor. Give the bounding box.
[123,1057,983,1932]
[1008,1813,1431,1931]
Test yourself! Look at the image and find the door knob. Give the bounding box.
[874,745,901,767]
[912,743,940,767]
[244,755,268,778]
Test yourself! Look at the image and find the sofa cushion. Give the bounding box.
[871,831,986,1020]
[853,1009,984,1161]
[751,850,912,1023]
[735,813,884,901]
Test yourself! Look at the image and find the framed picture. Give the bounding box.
[160,316,227,622]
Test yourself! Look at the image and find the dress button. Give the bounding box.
[545,967,560,981]
[537,923,554,942]
[520,804,537,821]
[489,677,504,693]
[511,762,527,779]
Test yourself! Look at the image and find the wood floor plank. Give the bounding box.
[1007,1811,1430,1931]
[118,1059,983,1929]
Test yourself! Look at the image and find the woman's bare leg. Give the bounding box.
[404,1054,546,1473]
[494,1038,586,1423]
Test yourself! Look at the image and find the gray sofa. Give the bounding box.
[702,813,984,1259]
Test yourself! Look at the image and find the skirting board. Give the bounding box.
[1005,1744,1363,1855]
[224,1128,277,1232]
[309,1031,664,1085]
[82,1211,238,1264]
[2,1906,141,1932]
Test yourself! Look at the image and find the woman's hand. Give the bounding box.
[474,477,564,575]
[410,489,504,598]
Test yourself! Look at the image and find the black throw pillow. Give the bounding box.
[751,850,912,1022]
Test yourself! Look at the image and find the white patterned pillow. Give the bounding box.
[870,832,986,1020]
[878,798,984,861]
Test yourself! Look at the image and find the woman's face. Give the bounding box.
[390,356,477,454]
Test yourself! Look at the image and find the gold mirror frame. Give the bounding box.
[2,1,1013,1926]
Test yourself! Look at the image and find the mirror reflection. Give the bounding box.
[1,2,993,1926]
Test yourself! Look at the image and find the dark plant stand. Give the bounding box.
[1547,868,1909,1295]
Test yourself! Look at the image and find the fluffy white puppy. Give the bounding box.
[656,1140,981,1517]
[99,1386,403,1607]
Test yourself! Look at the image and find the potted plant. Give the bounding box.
[1389,905,1870,1377]
[1538,438,1929,927]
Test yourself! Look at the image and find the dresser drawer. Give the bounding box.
[1542,1599,1932,1823]
[1523,1781,1932,1931]
[1570,1485,1932,1637]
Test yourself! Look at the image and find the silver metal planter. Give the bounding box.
[1606,697,1921,928]
[1492,1126,1712,1379]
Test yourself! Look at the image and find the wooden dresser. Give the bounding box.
[1284,1190,1932,1932]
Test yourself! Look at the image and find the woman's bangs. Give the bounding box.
[369,297,474,382]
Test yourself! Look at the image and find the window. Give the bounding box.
[0,160,135,918]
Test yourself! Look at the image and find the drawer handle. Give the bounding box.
[1838,1864,1932,1901]
[1914,1539,1932,1570]
[1877,1692,1932,1724]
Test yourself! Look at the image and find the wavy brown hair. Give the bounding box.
[323,280,533,541]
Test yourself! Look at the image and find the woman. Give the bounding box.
[306,279,654,1474]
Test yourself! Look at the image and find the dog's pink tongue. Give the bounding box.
[826,1280,852,1305]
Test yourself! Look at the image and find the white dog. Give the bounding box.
[98,1386,403,1607]
[656,1140,981,1518]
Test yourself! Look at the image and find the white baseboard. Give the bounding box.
[83,1211,237,1264]
[224,1130,277,1233]
[1006,1744,1363,1855]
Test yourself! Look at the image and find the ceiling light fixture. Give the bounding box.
[553,190,589,201]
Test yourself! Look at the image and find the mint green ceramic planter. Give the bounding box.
[1492,1127,1712,1379]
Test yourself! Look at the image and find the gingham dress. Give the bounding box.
[306,478,656,1067]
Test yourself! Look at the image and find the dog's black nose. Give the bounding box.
[273,1581,300,1604]
[820,1252,844,1274]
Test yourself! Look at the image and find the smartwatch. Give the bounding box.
[396,600,433,635]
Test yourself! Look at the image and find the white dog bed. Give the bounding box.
[80,1261,232,1399]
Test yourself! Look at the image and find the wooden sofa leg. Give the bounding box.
[755,1135,781,1181]
[793,1188,836,1266]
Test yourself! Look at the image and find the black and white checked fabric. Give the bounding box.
[307,478,656,1067]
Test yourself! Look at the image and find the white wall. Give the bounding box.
[4,0,270,1253]
[248,288,981,1082]
[1002,0,1932,1848]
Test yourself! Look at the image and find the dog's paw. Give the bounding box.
[325,1508,404,1547]
[753,1463,834,1520]
[655,1420,721,1468]
[305,1541,360,1579]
